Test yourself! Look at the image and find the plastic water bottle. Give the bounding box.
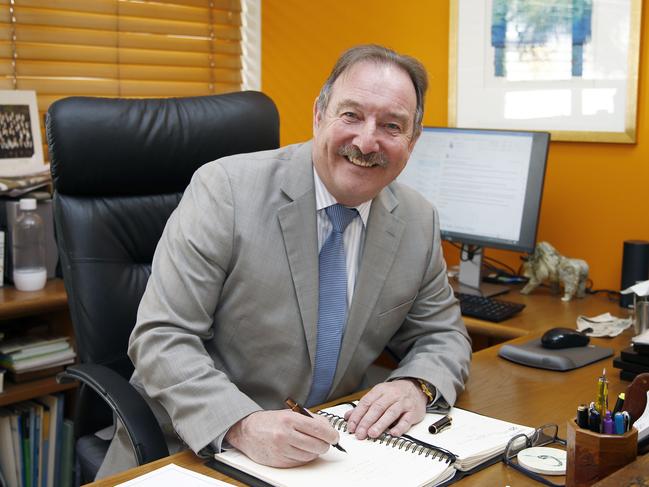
[12,198,47,291]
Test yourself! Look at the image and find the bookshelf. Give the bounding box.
[0,278,77,406]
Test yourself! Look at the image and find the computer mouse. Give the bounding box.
[541,327,590,349]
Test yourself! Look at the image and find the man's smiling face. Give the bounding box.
[312,61,420,207]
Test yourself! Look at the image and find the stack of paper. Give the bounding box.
[0,335,75,381]
[0,168,51,198]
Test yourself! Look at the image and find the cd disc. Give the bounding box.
[517,447,567,475]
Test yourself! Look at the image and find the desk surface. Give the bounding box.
[461,285,629,340]
[86,291,635,487]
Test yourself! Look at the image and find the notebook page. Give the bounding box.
[408,408,534,470]
[323,403,533,471]
[214,425,455,487]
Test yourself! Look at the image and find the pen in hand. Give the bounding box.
[285,397,347,453]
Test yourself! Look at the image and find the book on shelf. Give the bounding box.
[7,365,66,384]
[0,336,68,355]
[38,394,64,487]
[8,341,71,362]
[0,393,65,487]
[0,335,75,378]
[2,349,75,374]
[0,408,20,487]
[59,419,74,487]
[8,406,22,487]
[210,402,534,487]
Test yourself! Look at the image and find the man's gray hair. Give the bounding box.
[315,44,428,137]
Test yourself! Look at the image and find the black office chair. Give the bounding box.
[46,92,280,483]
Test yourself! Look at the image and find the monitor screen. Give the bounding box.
[398,127,549,254]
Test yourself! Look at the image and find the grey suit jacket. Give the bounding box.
[99,141,471,476]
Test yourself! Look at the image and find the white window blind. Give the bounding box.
[1,0,244,158]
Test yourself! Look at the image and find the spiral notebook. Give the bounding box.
[210,403,534,487]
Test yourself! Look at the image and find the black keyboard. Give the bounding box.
[456,293,526,322]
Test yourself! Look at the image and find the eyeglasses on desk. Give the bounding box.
[503,423,567,487]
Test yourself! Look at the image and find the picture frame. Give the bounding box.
[448,0,642,143]
[0,90,45,176]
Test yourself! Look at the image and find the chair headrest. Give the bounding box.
[47,91,279,196]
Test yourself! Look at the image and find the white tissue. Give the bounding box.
[576,313,632,337]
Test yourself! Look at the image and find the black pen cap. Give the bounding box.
[428,415,452,434]
[612,393,625,415]
[588,409,601,433]
[577,404,589,429]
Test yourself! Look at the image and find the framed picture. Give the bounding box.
[448,0,642,143]
[0,90,45,176]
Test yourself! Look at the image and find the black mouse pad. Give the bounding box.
[499,339,613,371]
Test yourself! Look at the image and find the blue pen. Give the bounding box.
[614,412,625,434]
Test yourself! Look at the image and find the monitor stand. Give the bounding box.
[451,245,509,297]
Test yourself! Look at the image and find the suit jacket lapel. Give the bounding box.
[277,141,319,366]
[332,185,405,392]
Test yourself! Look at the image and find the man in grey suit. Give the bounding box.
[98,44,471,477]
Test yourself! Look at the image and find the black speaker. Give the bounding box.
[620,240,649,307]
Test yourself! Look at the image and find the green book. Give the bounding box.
[59,419,74,487]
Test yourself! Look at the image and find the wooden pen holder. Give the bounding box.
[566,419,637,487]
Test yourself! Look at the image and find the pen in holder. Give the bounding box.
[566,419,637,487]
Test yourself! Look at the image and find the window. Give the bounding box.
[1,0,247,158]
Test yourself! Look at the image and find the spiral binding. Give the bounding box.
[317,410,457,465]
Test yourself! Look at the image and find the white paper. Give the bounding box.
[115,463,234,487]
[632,329,649,345]
[621,280,649,296]
[631,391,649,443]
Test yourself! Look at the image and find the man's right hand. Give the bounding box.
[224,409,340,467]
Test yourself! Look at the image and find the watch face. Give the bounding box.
[517,447,567,475]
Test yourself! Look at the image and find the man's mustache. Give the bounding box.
[337,145,389,168]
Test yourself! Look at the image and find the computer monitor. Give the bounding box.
[398,127,550,297]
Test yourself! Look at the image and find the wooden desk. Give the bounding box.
[86,292,635,487]
[464,286,627,339]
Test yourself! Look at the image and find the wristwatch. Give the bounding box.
[412,378,435,404]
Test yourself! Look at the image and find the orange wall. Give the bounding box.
[261,0,648,292]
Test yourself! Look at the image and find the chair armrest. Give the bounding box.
[57,363,169,464]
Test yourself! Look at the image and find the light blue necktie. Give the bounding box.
[306,204,358,407]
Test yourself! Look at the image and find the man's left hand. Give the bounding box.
[343,379,427,440]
